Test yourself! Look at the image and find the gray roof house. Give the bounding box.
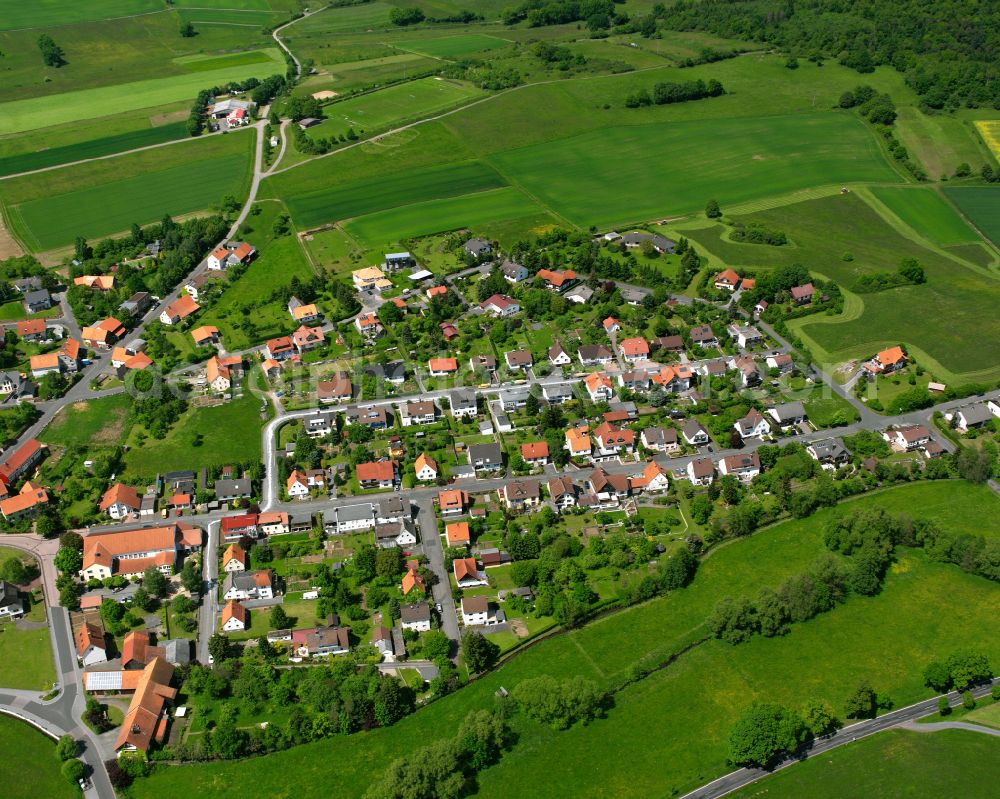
[161,638,191,665]
[468,443,503,472]
[955,403,993,431]
[0,581,24,619]
[215,478,252,501]
[22,289,52,313]
[499,386,531,411]
[449,387,478,417]
[464,238,492,258]
[767,401,807,428]
[13,277,42,294]
[806,438,851,466]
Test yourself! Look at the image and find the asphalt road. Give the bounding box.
[678,678,1000,799]
[414,498,460,648]
[197,520,221,665]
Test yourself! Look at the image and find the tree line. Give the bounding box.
[626,78,725,108]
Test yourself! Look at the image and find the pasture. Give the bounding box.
[129,482,1000,799]
[870,186,979,246]
[0,0,160,30]
[727,730,1000,799]
[303,77,483,143]
[0,121,188,177]
[6,153,251,251]
[678,193,1000,380]
[343,186,553,248]
[285,159,505,228]
[0,47,284,135]
[487,113,901,228]
[0,715,78,799]
[943,186,1000,249]
[394,33,512,59]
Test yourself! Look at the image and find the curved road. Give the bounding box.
[679,678,1000,799]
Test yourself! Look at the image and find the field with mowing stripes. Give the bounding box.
[870,186,979,246]
[290,1,395,32]
[0,122,188,176]
[0,47,284,135]
[1,132,253,251]
[943,186,1000,249]
[343,186,554,247]
[285,160,505,228]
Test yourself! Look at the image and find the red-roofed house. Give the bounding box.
[159,296,200,325]
[100,483,142,520]
[714,268,741,291]
[479,294,520,317]
[356,460,398,490]
[520,441,549,466]
[619,337,650,362]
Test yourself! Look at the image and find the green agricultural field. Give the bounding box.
[0,122,188,177]
[0,715,78,799]
[43,394,131,448]
[284,160,505,229]
[175,8,285,26]
[288,2,395,33]
[298,53,440,95]
[0,0,161,30]
[894,106,991,180]
[488,112,900,228]
[343,186,554,248]
[394,33,512,59]
[727,729,1000,799]
[870,186,979,246]
[305,77,483,143]
[123,390,270,479]
[174,50,278,72]
[129,482,1000,799]
[943,187,1000,249]
[2,132,253,251]
[0,47,284,135]
[679,193,1000,380]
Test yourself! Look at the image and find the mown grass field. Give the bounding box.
[285,160,505,228]
[343,186,553,248]
[0,0,160,29]
[288,2,395,33]
[307,76,483,142]
[395,33,512,58]
[0,715,78,799]
[2,131,253,251]
[488,112,900,228]
[130,482,1000,798]
[297,53,440,95]
[870,186,979,246]
[943,186,1000,249]
[123,390,269,479]
[43,393,131,448]
[0,47,284,135]
[0,121,188,177]
[679,192,1000,379]
[727,729,1000,799]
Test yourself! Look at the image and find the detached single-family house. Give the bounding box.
[428,357,458,377]
[446,521,471,548]
[501,260,529,283]
[542,383,573,404]
[222,570,273,601]
[714,268,741,291]
[221,600,246,632]
[585,372,614,402]
[619,337,650,363]
[479,294,520,317]
[454,557,487,588]
[681,419,710,446]
[864,346,908,376]
[400,401,436,427]
[374,520,417,549]
[641,426,680,454]
[159,296,199,326]
[536,268,577,292]
[734,408,771,439]
[520,441,549,467]
[76,622,108,666]
[400,602,431,632]
[81,317,126,350]
[265,336,295,361]
[287,470,310,499]
[719,452,761,483]
[954,404,993,432]
[790,283,815,305]
[806,438,851,468]
[438,489,469,518]
[593,422,635,459]
[222,544,247,572]
[766,353,794,373]
[883,424,931,451]
[464,238,492,258]
[729,324,764,350]
[588,468,631,507]
[317,374,352,404]
[548,476,579,511]
[578,344,614,367]
[461,595,505,627]
[304,410,335,438]
[687,457,715,486]
[565,426,592,458]
[23,289,52,314]
[767,401,807,430]
[0,581,24,620]
[356,461,398,490]
[468,443,503,473]
[15,319,49,343]
[500,480,542,512]
[99,483,142,520]
[504,349,533,372]
[354,313,384,339]
[549,341,572,367]
[415,453,438,482]
[690,324,718,348]
[293,324,326,352]
[215,477,251,502]
[631,460,670,493]
[449,388,478,418]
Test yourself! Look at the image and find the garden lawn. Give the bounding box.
[0,621,56,691]
[394,34,512,59]
[942,186,1000,249]
[726,729,1000,799]
[123,390,269,479]
[129,481,1000,798]
[305,77,482,143]
[680,193,1000,380]
[963,701,1000,731]
[870,186,979,246]
[43,394,131,448]
[0,715,78,799]
[0,0,160,29]
[487,112,900,228]
[0,47,284,135]
[343,187,554,248]
[3,133,253,251]
[284,160,505,229]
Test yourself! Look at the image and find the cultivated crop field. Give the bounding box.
[0,0,161,29]
[870,186,979,246]
[0,47,284,135]
[943,187,1000,249]
[285,160,506,228]
[395,33,513,58]
[1,131,253,251]
[130,482,1000,799]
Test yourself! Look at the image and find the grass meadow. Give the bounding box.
[727,729,1000,799]
[42,393,131,448]
[0,715,78,799]
[394,33,512,58]
[306,76,483,142]
[678,192,1000,380]
[296,53,440,96]
[130,481,1000,799]
[0,0,160,29]
[1,131,253,251]
[943,186,1000,248]
[0,47,284,135]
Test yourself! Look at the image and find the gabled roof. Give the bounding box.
[453,557,479,581]
[99,483,141,512]
[428,357,458,372]
[414,452,437,474]
[619,337,649,357]
[446,521,471,545]
[221,599,246,626]
[520,441,549,460]
[222,543,246,567]
[876,346,906,366]
[715,268,740,285]
[76,622,105,656]
[356,461,396,483]
[162,296,200,320]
